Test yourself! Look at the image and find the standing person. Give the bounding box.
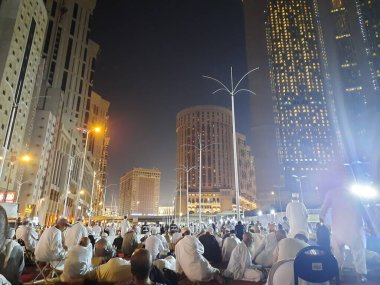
[65,216,88,249]
[235,221,245,241]
[281,216,290,233]
[35,218,70,265]
[285,193,309,238]
[120,216,130,237]
[92,222,102,238]
[320,186,376,283]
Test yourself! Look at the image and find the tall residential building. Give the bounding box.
[87,91,110,216]
[245,0,342,207]
[322,0,380,182]
[176,105,256,216]
[16,0,101,225]
[0,0,48,201]
[119,168,161,216]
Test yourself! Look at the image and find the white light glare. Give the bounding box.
[270,209,276,215]
[350,184,378,198]
[257,210,263,216]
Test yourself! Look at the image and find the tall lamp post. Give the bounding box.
[88,170,96,225]
[184,135,218,229]
[75,126,102,219]
[203,67,259,219]
[177,165,196,225]
[292,175,307,203]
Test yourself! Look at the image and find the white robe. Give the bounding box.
[61,244,93,281]
[286,201,309,238]
[15,225,38,251]
[172,232,183,244]
[156,233,169,250]
[267,259,329,285]
[224,242,262,282]
[120,219,130,237]
[92,225,102,237]
[320,188,368,274]
[152,256,176,272]
[222,234,240,262]
[35,226,66,262]
[254,232,278,267]
[86,257,132,283]
[65,222,88,249]
[145,235,164,260]
[175,235,219,282]
[273,238,309,263]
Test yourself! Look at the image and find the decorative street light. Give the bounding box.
[292,175,307,203]
[183,135,219,229]
[203,67,259,220]
[177,164,197,226]
[74,126,102,219]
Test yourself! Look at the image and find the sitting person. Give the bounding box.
[222,229,240,262]
[35,218,69,266]
[253,228,285,267]
[130,248,160,285]
[272,232,309,263]
[65,216,88,250]
[0,228,24,285]
[198,227,222,264]
[175,227,223,284]
[85,257,133,283]
[144,227,164,260]
[224,232,263,282]
[16,219,38,252]
[122,225,139,258]
[61,237,93,282]
[92,235,115,266]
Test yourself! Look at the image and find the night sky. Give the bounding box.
[91,0,255,205]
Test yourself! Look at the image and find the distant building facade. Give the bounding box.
[176,105,256,216]
[119,168,160,216]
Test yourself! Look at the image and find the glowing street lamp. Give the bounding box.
[350,184,378,199]
[292,175,307,203]
[203,67,259,219]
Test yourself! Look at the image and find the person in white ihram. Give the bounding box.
[286,193,309,238]
[65,216,88,249]
[35,218,70,267]
[61,237,93,282]
[15,219,38,252]
[222,230,241,262]
[224,232,263,282]
[92,223,102,237]
[175,227,223,284]
[320,184,376,283]
[144,227,164,260]
[120,216,130,237]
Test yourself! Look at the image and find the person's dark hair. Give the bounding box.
[278,224,283,230]
[124,216,127,219]
[230,229,235,234]
[238,221,242,225]
[294,233,308,243]
[131,249,152,280]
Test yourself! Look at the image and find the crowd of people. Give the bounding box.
[0,192,379,284]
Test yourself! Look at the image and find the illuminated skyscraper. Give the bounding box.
[265,0,341,203]
[176,105,256,215]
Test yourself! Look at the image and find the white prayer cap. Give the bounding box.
[101,232,108,238]
[151,227,158,235]
[181,226,191,234]
[291,193,299,199]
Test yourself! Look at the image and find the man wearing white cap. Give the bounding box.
[144,227,164,260]
[285,193,309,238]
[65,216,88,249]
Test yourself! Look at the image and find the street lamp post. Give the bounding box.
[203,67,259,220]
[184,135,218,229]
[63,155,74,217]
[292,175,307,203]
[74,126,101,219]
[177,165,196,226]
[88,170,96,225]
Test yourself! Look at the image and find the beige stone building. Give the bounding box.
[0,0,48,201]
[119,168,160,216]
[176,105,256,216]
